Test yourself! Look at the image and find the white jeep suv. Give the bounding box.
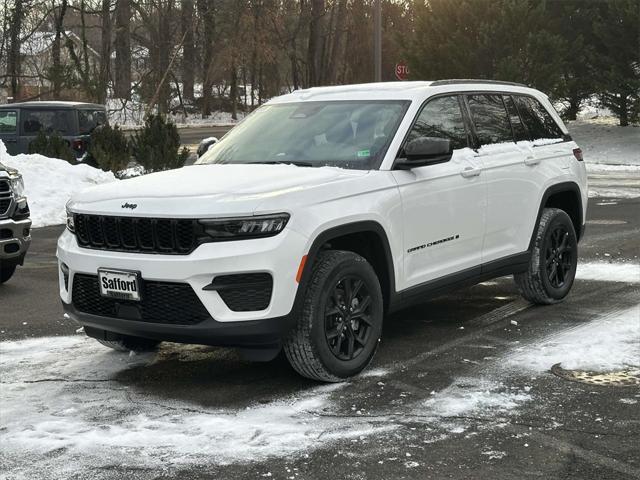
[58,80,588,381]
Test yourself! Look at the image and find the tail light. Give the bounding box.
[573,148,583,161]
[72,139,84,151]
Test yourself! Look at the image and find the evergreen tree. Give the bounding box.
[404,0,565,93]
[592,0,640,126]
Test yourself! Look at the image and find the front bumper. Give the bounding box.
[57,227,309,344]
[0,218,32,267]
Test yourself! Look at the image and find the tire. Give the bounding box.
[0,265,16,284]
[283,250,384,382]
[515,208,578,305]
[95,335,160,353]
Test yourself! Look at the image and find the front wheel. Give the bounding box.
[0,265,16,284]
[284,250,384,382]
[515,208,578,305]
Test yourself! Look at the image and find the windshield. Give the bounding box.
[197,100,409,170]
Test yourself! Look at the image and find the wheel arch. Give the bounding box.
[529,181,584,250]
[295,221,397,313]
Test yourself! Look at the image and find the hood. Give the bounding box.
[69,163,369,217]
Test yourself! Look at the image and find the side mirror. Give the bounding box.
[395,136,452,170]
[197,136,219,158]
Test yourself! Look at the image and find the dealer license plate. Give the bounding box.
[98,269,141,301]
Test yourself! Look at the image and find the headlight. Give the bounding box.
[9,175,24,198]
[199,213,289,241]
[66,208,75,233]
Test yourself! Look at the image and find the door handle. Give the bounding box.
[524,156,540,166]
[3,139,17,143]
[460,167,481,178]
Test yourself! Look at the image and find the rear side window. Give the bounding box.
[503,96,529,142]
[78,109,107,135]
[406,95,467,150]
[514,96,563,140]
[0,110,18,133]
[21,109,75,135]
[467,94,513,145]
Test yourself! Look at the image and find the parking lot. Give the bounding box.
[1,195,639,480]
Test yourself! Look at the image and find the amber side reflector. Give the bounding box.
[573,148,584,161]
[296,255,308,283]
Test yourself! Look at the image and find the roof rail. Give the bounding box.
[431,79,528,88]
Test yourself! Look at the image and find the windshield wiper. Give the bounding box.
[248,160,314,167]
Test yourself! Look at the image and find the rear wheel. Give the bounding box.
[95,335,160,352]
[0,265,16,284]
[284,250,383,382]
[515,208,578,304]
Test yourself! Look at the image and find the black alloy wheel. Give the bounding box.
[324,275,374,361]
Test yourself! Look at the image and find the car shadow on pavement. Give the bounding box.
[111,281,516,409]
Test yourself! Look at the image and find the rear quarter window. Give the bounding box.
[0,110,18,133]
[514,96,563,141]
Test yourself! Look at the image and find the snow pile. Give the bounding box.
[506,306,640,373]
[0,140,116,227]
[576,262,640,283]
[0,337,393,476]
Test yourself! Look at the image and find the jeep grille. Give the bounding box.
[73,214,202,254]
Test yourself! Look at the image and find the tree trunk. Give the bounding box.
[306,0,325,87]
[98,0,112,103]
[51,0,69,99]
[619,94,629,127]
[114,0,131,99]
[198,0,215,117]
[181,0,195,101]
[156,2,173,114]
[7,0,23,100]
[230,61,238,120]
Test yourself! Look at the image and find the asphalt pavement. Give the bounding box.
[1,196,639,480]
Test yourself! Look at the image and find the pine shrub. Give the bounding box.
[130,114,189,172]
[89,124,131,175]
[28,130,76,163]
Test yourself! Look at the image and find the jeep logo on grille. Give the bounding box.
[121,202,137,210]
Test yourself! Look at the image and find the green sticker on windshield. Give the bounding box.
[357,149,370,157]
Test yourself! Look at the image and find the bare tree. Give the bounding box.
[7,0,25,99]
[181,0,195,101]
[97,0,112,102]
[114,0,131,99]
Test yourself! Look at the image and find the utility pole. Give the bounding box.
[374,0,381,82]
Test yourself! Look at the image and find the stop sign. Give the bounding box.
[395,62,409,81]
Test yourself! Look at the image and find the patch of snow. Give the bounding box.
[505,305,640,373]
[0,143,117,227]
[359,367,391,378]
[0,336,394,477]
[421,378,531,418]
[569,119,640,167]
[576,262,640,283]
[481,450,507,460]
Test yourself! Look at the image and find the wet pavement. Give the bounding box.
[1,196,638,480]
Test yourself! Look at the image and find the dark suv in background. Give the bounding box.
[0,101,107,162]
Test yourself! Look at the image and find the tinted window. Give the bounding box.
[467,94,513,145]
[406,96,467,150]
[514,96,563,140]
[78,109,107,135]
[503,95,529,142]
[0,110,17,133]
[21,109,75,135]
